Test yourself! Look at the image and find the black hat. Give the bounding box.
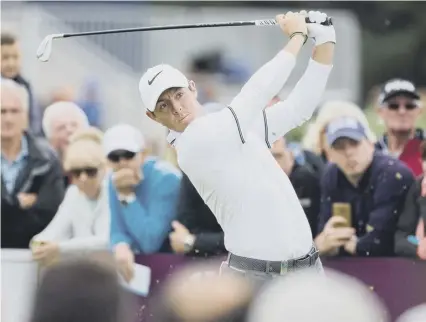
[378,78,420,105]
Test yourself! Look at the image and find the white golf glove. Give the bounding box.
[305,11,336,46]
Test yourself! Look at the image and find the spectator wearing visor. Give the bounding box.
[315,117,414,257]
[376,79,424,176]
[104,124,181,282]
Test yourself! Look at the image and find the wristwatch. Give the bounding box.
[183,234,196,253]
[118,193,136,206]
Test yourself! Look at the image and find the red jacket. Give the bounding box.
[375,128,424,177]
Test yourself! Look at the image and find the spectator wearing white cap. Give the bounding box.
[103,124,181,282]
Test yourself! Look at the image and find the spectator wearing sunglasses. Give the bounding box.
[30,127,110,264]
[103,124,181,282]
[376,79,424,176]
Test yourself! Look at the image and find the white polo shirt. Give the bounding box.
[172,50,332,261]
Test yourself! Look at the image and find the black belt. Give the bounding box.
[228,244,319,275]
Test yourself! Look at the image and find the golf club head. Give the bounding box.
[36,34,63,62]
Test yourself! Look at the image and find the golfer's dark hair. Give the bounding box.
[30,258,134,322]
[1,32,17,46]
[421,140,426,161]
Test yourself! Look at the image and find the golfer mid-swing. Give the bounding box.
[139,10,335,279]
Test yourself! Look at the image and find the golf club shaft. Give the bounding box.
[62,17,332,38]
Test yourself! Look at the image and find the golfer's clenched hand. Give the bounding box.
[276,11,307,38]
[304,10,336,45]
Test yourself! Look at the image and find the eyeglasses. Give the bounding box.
[107,150,136,163]
[386,102,418,111]
[69,167,98,178]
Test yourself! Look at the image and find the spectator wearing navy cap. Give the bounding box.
[376,79,424,176]
[315,116,414,257]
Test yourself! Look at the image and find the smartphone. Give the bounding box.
[332,202,352,227]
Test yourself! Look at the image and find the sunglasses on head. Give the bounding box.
[107,150,136,163]
[386,102,418,111]
[69,167,98,178]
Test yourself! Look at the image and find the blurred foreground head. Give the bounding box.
[30,256,136,322]
[149,262,255,322]
[397,304,426,322]
[247,269,389,322]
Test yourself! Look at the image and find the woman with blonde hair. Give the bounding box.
[302,100,377,162]
[31,127,110,263]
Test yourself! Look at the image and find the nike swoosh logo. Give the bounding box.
[148,71,163,85]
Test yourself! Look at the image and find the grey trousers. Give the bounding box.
[219,257,324,288]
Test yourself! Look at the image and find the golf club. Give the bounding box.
[36,17,332,62]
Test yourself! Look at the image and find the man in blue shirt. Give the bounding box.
[315,117,414,257]
[103,124,181,282]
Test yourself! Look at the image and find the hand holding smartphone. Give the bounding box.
[332,202,352,228]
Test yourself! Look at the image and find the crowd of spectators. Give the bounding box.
[2,31,426,322]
